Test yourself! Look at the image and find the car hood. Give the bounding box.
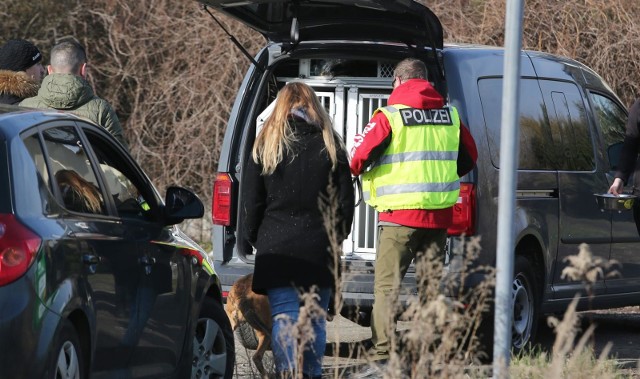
[197,0,443,49]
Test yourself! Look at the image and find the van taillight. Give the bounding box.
[0,214,41,286]
[212,173,233,226]
[447,183,476,236]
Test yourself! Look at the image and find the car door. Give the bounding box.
[539,79,610,298]
[79,123,193,377]
[589,92,640,294]
[26,124,143,376]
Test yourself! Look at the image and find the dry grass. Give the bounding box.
[3,0,640,242]
[423,0,640,106]
[507,243,628,379]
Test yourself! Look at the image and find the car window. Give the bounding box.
[34,126,107,215]
[82,128,155,221]
[539,80,594,171]
[478,78,557,170]
[589,92,627,171]
[20,133,57,216]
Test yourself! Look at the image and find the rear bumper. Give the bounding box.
[0,273,58,378]
[214,257,417,324]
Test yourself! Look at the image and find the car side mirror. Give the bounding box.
[163,186,204,225]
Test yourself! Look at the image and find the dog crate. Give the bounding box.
[275,59,394,261]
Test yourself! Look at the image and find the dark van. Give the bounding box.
[199,0,635,351]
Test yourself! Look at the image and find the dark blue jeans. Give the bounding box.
[266,286,331,377]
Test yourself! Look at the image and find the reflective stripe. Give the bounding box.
[373,151,458,167]
[363,191,370,201]
[376,181,460,197]
[363,104,461,210]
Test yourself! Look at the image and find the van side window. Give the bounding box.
[589,93,626,171]
[478,78,556,170]
[539,80,594,171]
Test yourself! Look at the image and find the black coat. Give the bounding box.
[616,98,640,190]
[243,118,355,294]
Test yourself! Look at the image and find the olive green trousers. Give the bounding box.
[369,225,447,360]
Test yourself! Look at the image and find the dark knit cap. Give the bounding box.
[0,39,43,72]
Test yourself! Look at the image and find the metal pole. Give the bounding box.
[493,0,525,378]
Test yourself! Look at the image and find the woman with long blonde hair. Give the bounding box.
[243,82,355,379]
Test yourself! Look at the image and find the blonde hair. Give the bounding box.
[55,169,103,213]
[252,82,343,175]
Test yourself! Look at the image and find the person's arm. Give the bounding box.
[457,122,478,177]
[101,102,129,149]
[349,112,392,176]
[334,148,356,242]
[242,156,266,244]
[610,99,640,195]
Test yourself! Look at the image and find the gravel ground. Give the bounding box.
[231,315,370,378]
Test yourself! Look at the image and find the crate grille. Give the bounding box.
[378,62,394,78]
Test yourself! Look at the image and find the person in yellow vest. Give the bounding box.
[350,58,478,366]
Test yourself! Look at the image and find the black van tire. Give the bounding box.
[477,255,539,359]
[511,255,539,350]
[49,319,84,379]
[193,297,235,379]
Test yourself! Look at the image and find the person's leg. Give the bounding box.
[369,225,418,360]
[302,287,331,378]
[411,228,448,300]
[267,287,301,375]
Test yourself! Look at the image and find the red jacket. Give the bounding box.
[350,79,478,229]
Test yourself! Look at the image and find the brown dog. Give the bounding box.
[225,273,272,377]
[225,273,337,377]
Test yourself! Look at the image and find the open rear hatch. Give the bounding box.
[198,0,443,49]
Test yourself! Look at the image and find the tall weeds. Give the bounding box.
[511,243,626,379]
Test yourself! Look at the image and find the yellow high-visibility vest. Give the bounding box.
[362,104,461,211]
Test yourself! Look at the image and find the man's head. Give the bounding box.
[0,39,45,82]
[392,58,428,89]
[48,40,87,78]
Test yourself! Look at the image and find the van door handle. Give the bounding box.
[82,254,100,274]
[139,256,156,275]
[82,254,100,265]
[139,256,156,266]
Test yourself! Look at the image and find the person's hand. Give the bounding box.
[608,177,624,195]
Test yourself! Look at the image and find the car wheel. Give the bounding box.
[477,255,539,359]
[511,255,539,350]
[50,319,84,379]
[236,320,259,350]
[192,297,235,379]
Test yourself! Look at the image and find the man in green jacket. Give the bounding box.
[20,39,127,148]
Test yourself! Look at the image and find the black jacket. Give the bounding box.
[616,98,640,190]
[243,118,355,294]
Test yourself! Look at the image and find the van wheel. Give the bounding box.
[477,255,539,358]
[192,297,235,379]
[49,319,84,379]
[511,255,538,350]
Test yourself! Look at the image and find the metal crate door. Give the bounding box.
[314,90,338,131]
[344,90,389,259]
